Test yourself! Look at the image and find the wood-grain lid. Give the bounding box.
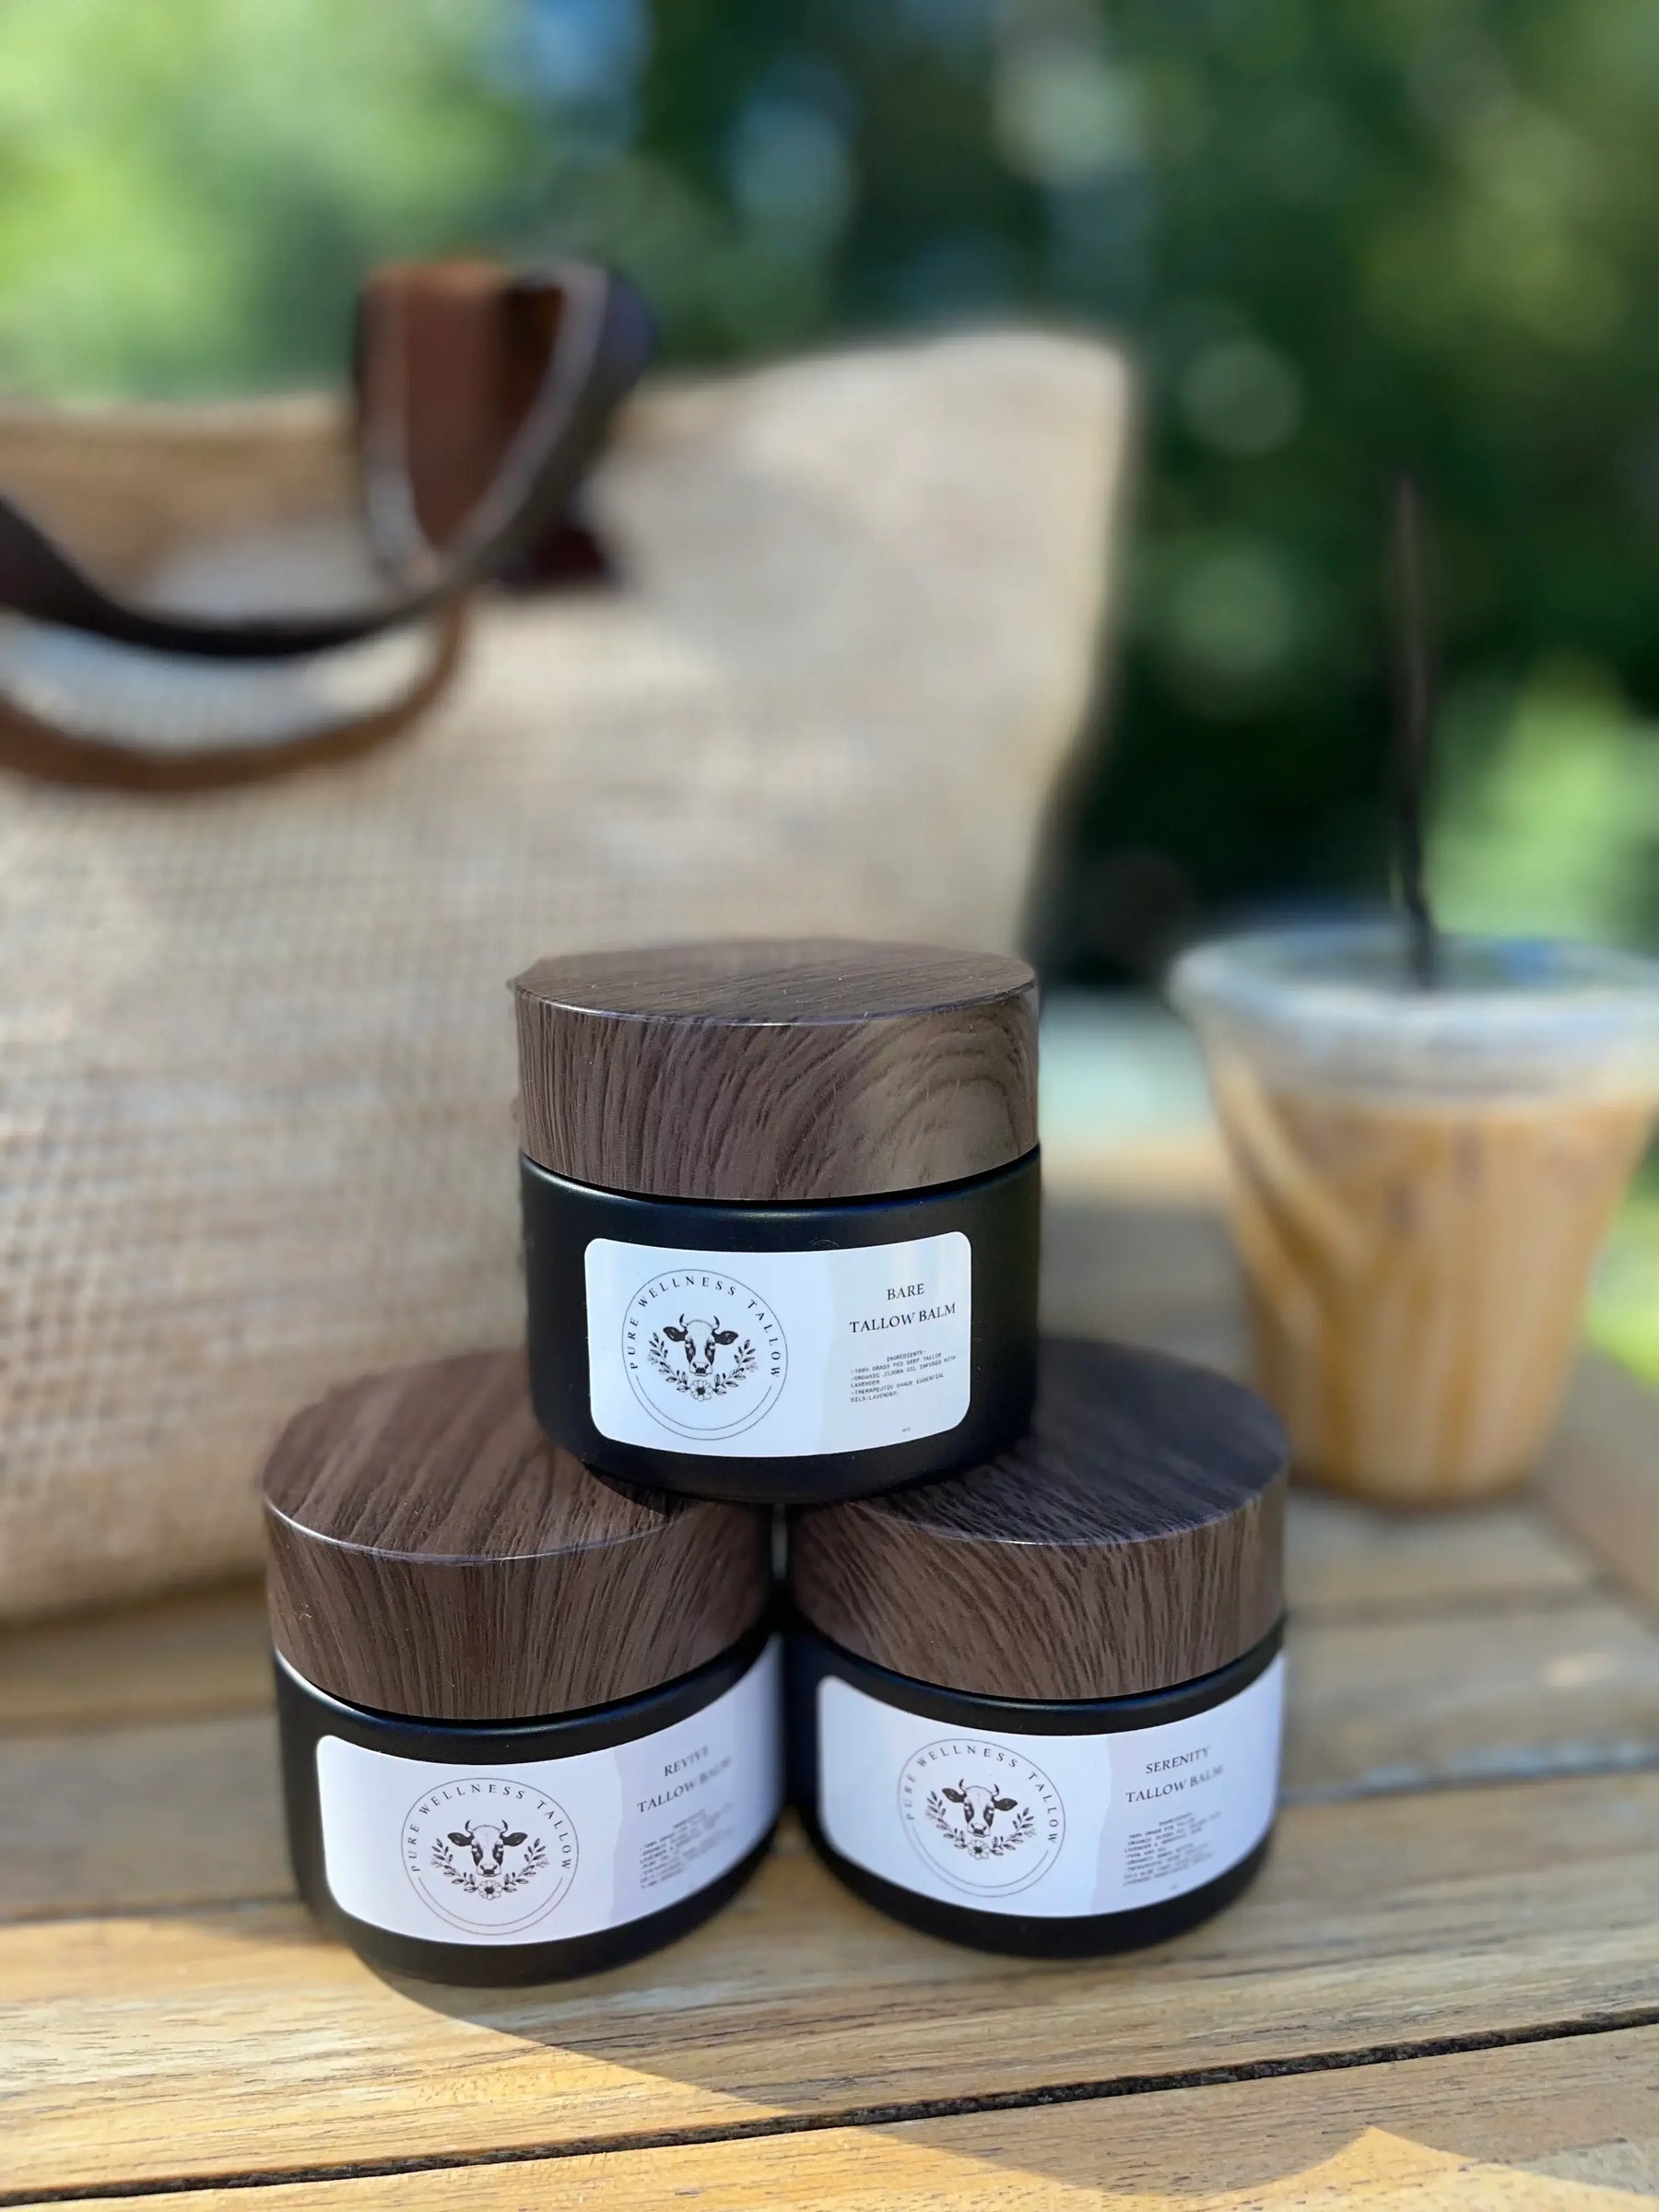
[790,1336,1287,1701]
[263,1348,771,1723]
[512,938,1039,1203]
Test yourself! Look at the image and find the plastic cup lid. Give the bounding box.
[1168,923,1659,1100]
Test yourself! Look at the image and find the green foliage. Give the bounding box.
[1033,0,1659,973]
[1433,660,1659,948]
[4,0,1654,1360]
[0,0,535,394]
[1593,1183,1659,1386]
[3,0,1656,972]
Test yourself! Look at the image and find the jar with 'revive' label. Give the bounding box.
[263,1348,780,1985]
[788,1336,1288,1956]
[513,940,1041,1507]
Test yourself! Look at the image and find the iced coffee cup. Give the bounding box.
[1170,925,1659,1504]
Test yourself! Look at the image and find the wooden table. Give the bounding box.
[6,1189,1659,2206]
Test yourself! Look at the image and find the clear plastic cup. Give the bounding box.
[1170,924,1659,1504]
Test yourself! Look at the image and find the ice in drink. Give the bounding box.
[1171,927,1659,1503]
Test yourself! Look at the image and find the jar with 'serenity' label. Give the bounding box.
[788,1336,1288,1957]
[263,1348,779,1986]
[512,940,1041,1507]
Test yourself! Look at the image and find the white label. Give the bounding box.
[313,1639,782,1946]
[818,1655,1284,1917]
[584,1232,971,1458]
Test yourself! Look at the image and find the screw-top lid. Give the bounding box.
[790,1336,1287,1701]
[263,1348,771,1723]
[512,938,1039,1203]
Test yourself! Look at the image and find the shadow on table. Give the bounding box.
[374,1806,1656,2199]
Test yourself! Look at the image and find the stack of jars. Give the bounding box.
[264,942,1287,1985]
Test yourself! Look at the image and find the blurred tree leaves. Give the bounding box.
[1,0,1655,973]
[0,0,528,393]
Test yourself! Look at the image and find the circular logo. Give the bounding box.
[621,1268,787,1440]
[898,1737,1065,1897]
[404,1779,578,1936]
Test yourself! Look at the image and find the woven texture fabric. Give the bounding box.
[0,329,1128,1620]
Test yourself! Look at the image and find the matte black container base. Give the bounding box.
[276,1622,774,1987]
[786,1621,1283,1959]
[522,1148,1041,1506]
[300,1831,774,1988]
[798,1816,1271,1959]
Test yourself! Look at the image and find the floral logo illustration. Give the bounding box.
[925,1779,1037,1860]
[898,1738,1065,1896]
[622,1270,787,1439]
[648,1313,759,1402]
[404,1782,577,1934]
[429,1818,548,1900]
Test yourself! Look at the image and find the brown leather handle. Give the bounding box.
[0,260,653,662]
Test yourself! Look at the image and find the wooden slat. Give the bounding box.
[0,1489,1597,1760]
[0,1201,1619,1757]
[1066,1283,1597,1621]
[1046,1189,1659,1632]
[9,1586,1658,1923]
[4,1773,1658,2196]
[1284,1596,1659,1799]
[1286,1491,1594,1618]
[1124,1335,1631,1630]
[1540,1356,1659,1615]
[56,2024,1659,2207]
[8,1169,1653,2211]
[0,1716,287,1922]
[0,1582,268,1734]
[1044,1193,1605,1625]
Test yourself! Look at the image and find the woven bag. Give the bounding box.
[0,327,1129,1619]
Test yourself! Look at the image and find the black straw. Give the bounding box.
[1389,474,1440,987]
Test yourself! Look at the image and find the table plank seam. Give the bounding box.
[13,1736,1659,1930]
[1285,1583,1626,1630]
[0,1700,276,1746]
[1535,1504,1659,1619]
[2,1583,1643,1739]
[1282,1739,1659,1806]
[13,2003,1659,2209]
[0,1888,297,1929]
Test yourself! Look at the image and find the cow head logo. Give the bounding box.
[898,1738,1065,1896]
[650,1313,758,1401]
[404,1782,577,1934]
[622,1270,787,1439]
[926,1779,1035,1860]
[430,1818,545,1900]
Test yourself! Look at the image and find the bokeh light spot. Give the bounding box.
[1178,337,1303,456]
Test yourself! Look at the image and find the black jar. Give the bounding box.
[788,1336,1288,1957]
[263,1348,779,1986]
[512,939,1041,1507]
